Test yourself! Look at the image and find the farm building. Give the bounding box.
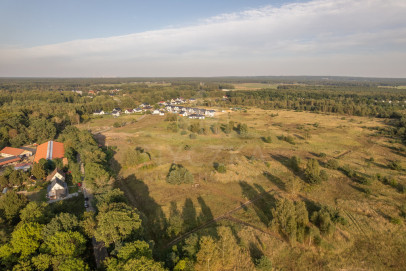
[34,141,65,163]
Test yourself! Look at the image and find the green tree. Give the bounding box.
[20,202,50,224]
[57,257,90,271]
[0,190,28,223]
[289,156,301,172]
[305,159,322,184]
[43,231,86,257]
[43,213,79,238]
[11,222,43,257]
[117,241,152,261]
[95,203,142,247]
[196,236,220,271]
[31,162,46,180]
[166,164,194,184]
[217,226,239,269]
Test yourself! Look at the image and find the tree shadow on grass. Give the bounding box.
[239,181,276,227]
[270,154,307,182]
[119,174,168,244]
[263,171,285,191]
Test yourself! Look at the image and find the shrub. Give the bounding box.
[184,145,191,150]
[189,133,197,139]
[167,122,179,133]
[262,136,272,143]
[255,256,272,270]
[113,122,121,128]
[388,160,403,171]
[390,217,402,225]
[180,130,187,135]
[278,135,295,145]
[326,159,339,169]
[213,163,226,173]
[289,156,301,172]
[305,159,321,184]
[166,164,194,184]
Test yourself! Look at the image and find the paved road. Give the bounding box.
[77,154,108,269]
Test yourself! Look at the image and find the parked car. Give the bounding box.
[84,202,89,208]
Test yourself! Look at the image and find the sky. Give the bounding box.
[0,0,405,78]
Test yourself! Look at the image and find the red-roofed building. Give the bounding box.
[34,141,65,163]
[1,147,24,157]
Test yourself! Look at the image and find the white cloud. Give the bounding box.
[1,0,406,77]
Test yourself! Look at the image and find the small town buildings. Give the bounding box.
[47,168,66,182]
[14,163,32,171]
[159,110,165,116]
[0,156,21,167]
[93,110,105,115]
[152,109,160,115]
[133,108,142,113]
[112,110,120,117]
[46,168,67,200]
[189,114,205,119]
[140,103,150,108]
[205,110,216,117]
[113,108,122,112]
[34,141,65,163]
[124,109,134,114]
[179,111,188,117]
[0,147,33,158]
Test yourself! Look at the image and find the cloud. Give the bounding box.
[1,0,406,77]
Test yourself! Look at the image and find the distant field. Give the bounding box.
[82,108,406,269]
[232,83,279,90]
[378,85,406,89]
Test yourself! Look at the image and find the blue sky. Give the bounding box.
[0,0,405,77]
[1,0,300,47]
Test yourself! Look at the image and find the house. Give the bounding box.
[46,168,66,182]
[34,141,65,163]
[0,156,21,167]
[14,163,32,171]
[159,110,165,116]
[143,106,153,111]
[133,108,142,113]
[93,110,105,115]
[113,108,122,112]
[0,147,32,158]
[124,109,134,114]
[152,109,160,115]
[112,110,120,117]
[140,103,150,108]
[179,111,188,117]
[189,114,205,119]
[189,98,196,103]
[205,110,216,117]
[47,178,68,200]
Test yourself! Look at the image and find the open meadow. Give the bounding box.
[82,108,406,269]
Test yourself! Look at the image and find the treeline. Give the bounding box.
[225,86,406,117]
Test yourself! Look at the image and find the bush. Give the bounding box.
[278,135,295,145]
[213,162,226,173]
[166,164,194,184]
[189,133,197,139]
[390,217,402,225]
[255,256,272,270]
[326,159,339,170]
[180,130,187,135]
[262,136,272,143]
[388,160,403,171]
[113,122,121,128]
[305,159,321,184]
[289,156,301,172]
[184,145,191,150]
[167,122,179,133]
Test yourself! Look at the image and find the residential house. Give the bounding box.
[140,103,150,108]
[205,110,216,117]
[189,114,205,119]
[14,163,32,171]
[46,168,67,200]
[179,111,188,117]
[159,110,165,116]
[113,108,122,112]
[152,109,160,115]
[93,110,105,115]
[46,168,66,182]
[112,110,120,117]
[124,109,134,114]
[133,108,142,113]
[47,179,68,200]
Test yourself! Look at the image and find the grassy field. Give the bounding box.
[84,108,406,269]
